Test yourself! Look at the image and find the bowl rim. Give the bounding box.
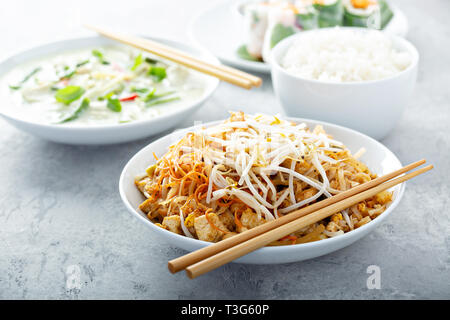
[119,116,405,256]
[270,26,419,86]
[0,35,220,131]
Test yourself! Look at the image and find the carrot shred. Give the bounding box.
[194,183,209,203]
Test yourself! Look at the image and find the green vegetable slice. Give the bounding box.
[58,98,90,123]
[148,66,167,82]
[107,97,122,112]
[9,67,42,90]
[55,85,85,105]
[131,53,142,71]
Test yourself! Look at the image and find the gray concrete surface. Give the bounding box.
[0,0,449,299]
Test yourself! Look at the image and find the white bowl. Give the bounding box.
[270,28,419,140]
[119,117,405,264]
[0,36,220,145]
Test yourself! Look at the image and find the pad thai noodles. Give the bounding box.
[135,112,392,245]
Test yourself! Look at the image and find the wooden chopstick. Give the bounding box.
[185,164,433,279]
[84,24,262,89]
[168,159,426,274]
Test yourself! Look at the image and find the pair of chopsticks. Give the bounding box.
[168,159,432,279]
[84,25,262,89]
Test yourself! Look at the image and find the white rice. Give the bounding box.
[281,27,412,82]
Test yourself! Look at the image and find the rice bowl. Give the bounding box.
[280,27,412,82]
[270,27,418,140]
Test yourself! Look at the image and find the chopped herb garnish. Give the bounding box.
[146,96,180,107]
[148,66,166,82]
[92,49,110,65]
[55,85,85,105]
[106,97,122,112]
[131,53,142,71]
[58,98,90,123]
[9,67,42,90]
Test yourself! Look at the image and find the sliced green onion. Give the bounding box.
[55,85,85,105]
[145,90,178,107]
[143,89,174,103]
[92,49,103,59]
[142,88,158,102]
[92,49,110,65]
[148,66,166,82]
[58,98,90,123]
[76,60,90,68]
[131,53,142,71]
[9,67,42,90]
[107,97,122,112]
[131,87,149,94]
[59,69,76,80]
[146,96,180,107]
[58,60,90,80]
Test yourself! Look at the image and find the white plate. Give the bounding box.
[189,0,409,74]
[0,36,220,145]
[119,117,405,264]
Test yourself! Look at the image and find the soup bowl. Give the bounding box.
[0,36,220,145]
